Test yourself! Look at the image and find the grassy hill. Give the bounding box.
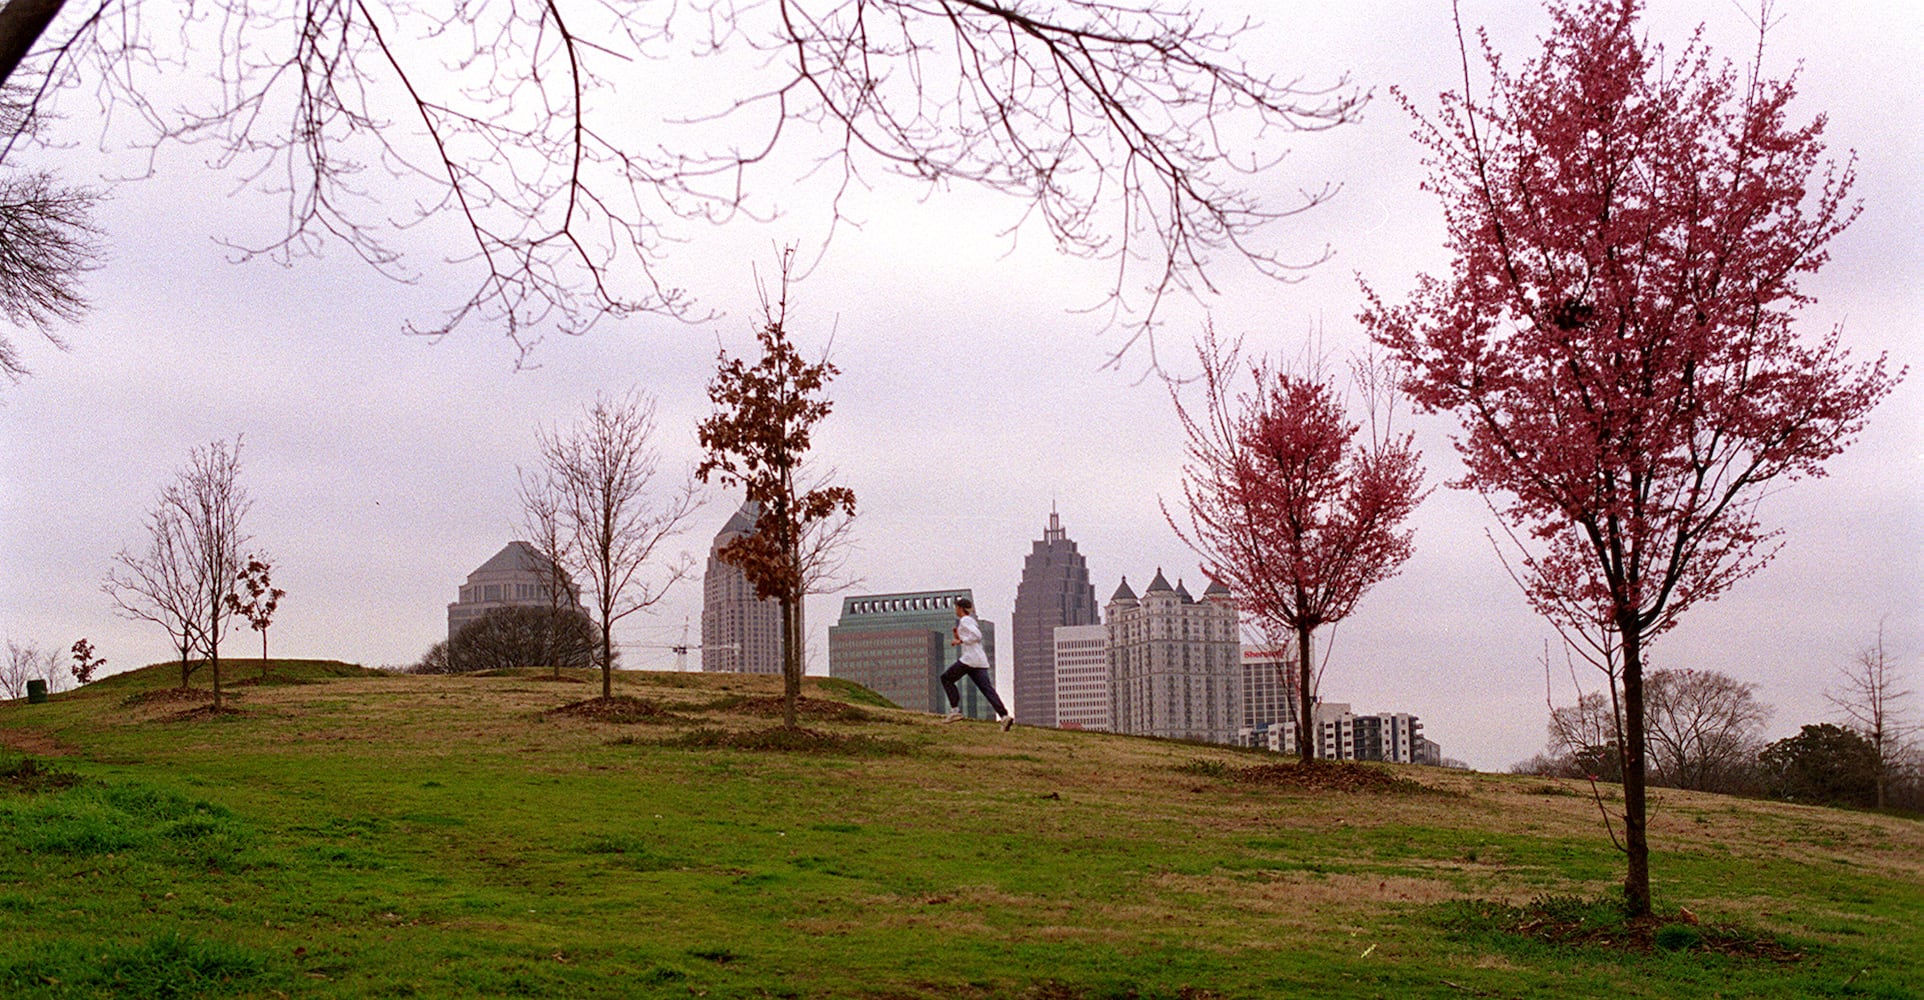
[1,663,1918,999]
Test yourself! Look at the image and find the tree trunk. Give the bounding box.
[0,0,65,89]
[1296,624,1315,764]
[179,650,191,690]
[261,629,270,680]
[211,593,223,709]
[780,594,802,730]
[601,619,614,700]
[1620,623,1651,917]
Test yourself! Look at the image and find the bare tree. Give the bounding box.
[0,85,97,384]
[1,638,57,699]
[540,391,700,700]
[1544,691,1625,783]
[103,502,205,689]
[163,438,251,709]
[0,2,1360,362]
[1828,624,1914,809]
[1643,668,1771,794]
[518,468,588,678]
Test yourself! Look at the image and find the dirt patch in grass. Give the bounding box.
[700,694,874,723]
[548,695,681,724]
[1023,985,1224,1000]
[661,726,910,756]
[1180,758,1431,794]
[522,674,588,684]
[0,729,78,757]
[167,703,249,722]
[0,756,83,793]
[121,687,217,708]
[1451,896,1805,962]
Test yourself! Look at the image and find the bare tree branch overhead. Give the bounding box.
[0,1,1361,362]
[0,84,97,383]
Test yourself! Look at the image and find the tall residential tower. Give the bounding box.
[1011,509,1098,727]
[1106,570,1241,744]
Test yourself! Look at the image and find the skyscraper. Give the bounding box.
[1011,509,1097,727]
[827,589,997,718]
[700,501,783,673]
[1106,570,1241,744]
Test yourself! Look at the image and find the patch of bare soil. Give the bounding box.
[0,756,83,793]
[0,730,77,757]
[1182,758,1431,794]
[121,687,217,708]
[548,695,680,724]
[523,674,587,684]
[702,694,873,723]
[662,726,910,756]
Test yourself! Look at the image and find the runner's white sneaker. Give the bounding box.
[999,715,1015,732]
[941,711,963,724]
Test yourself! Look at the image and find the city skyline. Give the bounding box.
[1,3,1915,772]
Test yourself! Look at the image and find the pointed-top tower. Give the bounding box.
[1011,508,1098,728]
[701,500,784,673]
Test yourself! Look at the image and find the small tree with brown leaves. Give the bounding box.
[225,555,284,680]
[539,392,700,700]
[68,637,103,685]
[1168,327,1425,763]
[697,256,857,730]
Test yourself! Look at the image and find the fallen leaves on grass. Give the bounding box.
[547,696,680,724]
[167,703,248,722]
[1180,757,1430,794]
[700,694,874,723]
[662,726,911,756]
[1449,896,1804,962]
[120,687,217,708]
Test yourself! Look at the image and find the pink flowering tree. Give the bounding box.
[1363,0,1901,914]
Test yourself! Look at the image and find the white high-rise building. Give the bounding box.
[701,502,783,673]
[1052,623,1111,731]
[1105,570,1241,745]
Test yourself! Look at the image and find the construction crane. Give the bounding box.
[623,618,737,672]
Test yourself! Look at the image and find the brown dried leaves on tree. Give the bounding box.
[696,253,855,729]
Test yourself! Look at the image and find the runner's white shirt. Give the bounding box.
[954,614,989,669]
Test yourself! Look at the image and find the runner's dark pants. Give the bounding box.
[940,661,1009,717]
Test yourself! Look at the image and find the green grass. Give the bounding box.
[1,660,1919,998]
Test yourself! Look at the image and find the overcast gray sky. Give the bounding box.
[2,1,1917,770]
